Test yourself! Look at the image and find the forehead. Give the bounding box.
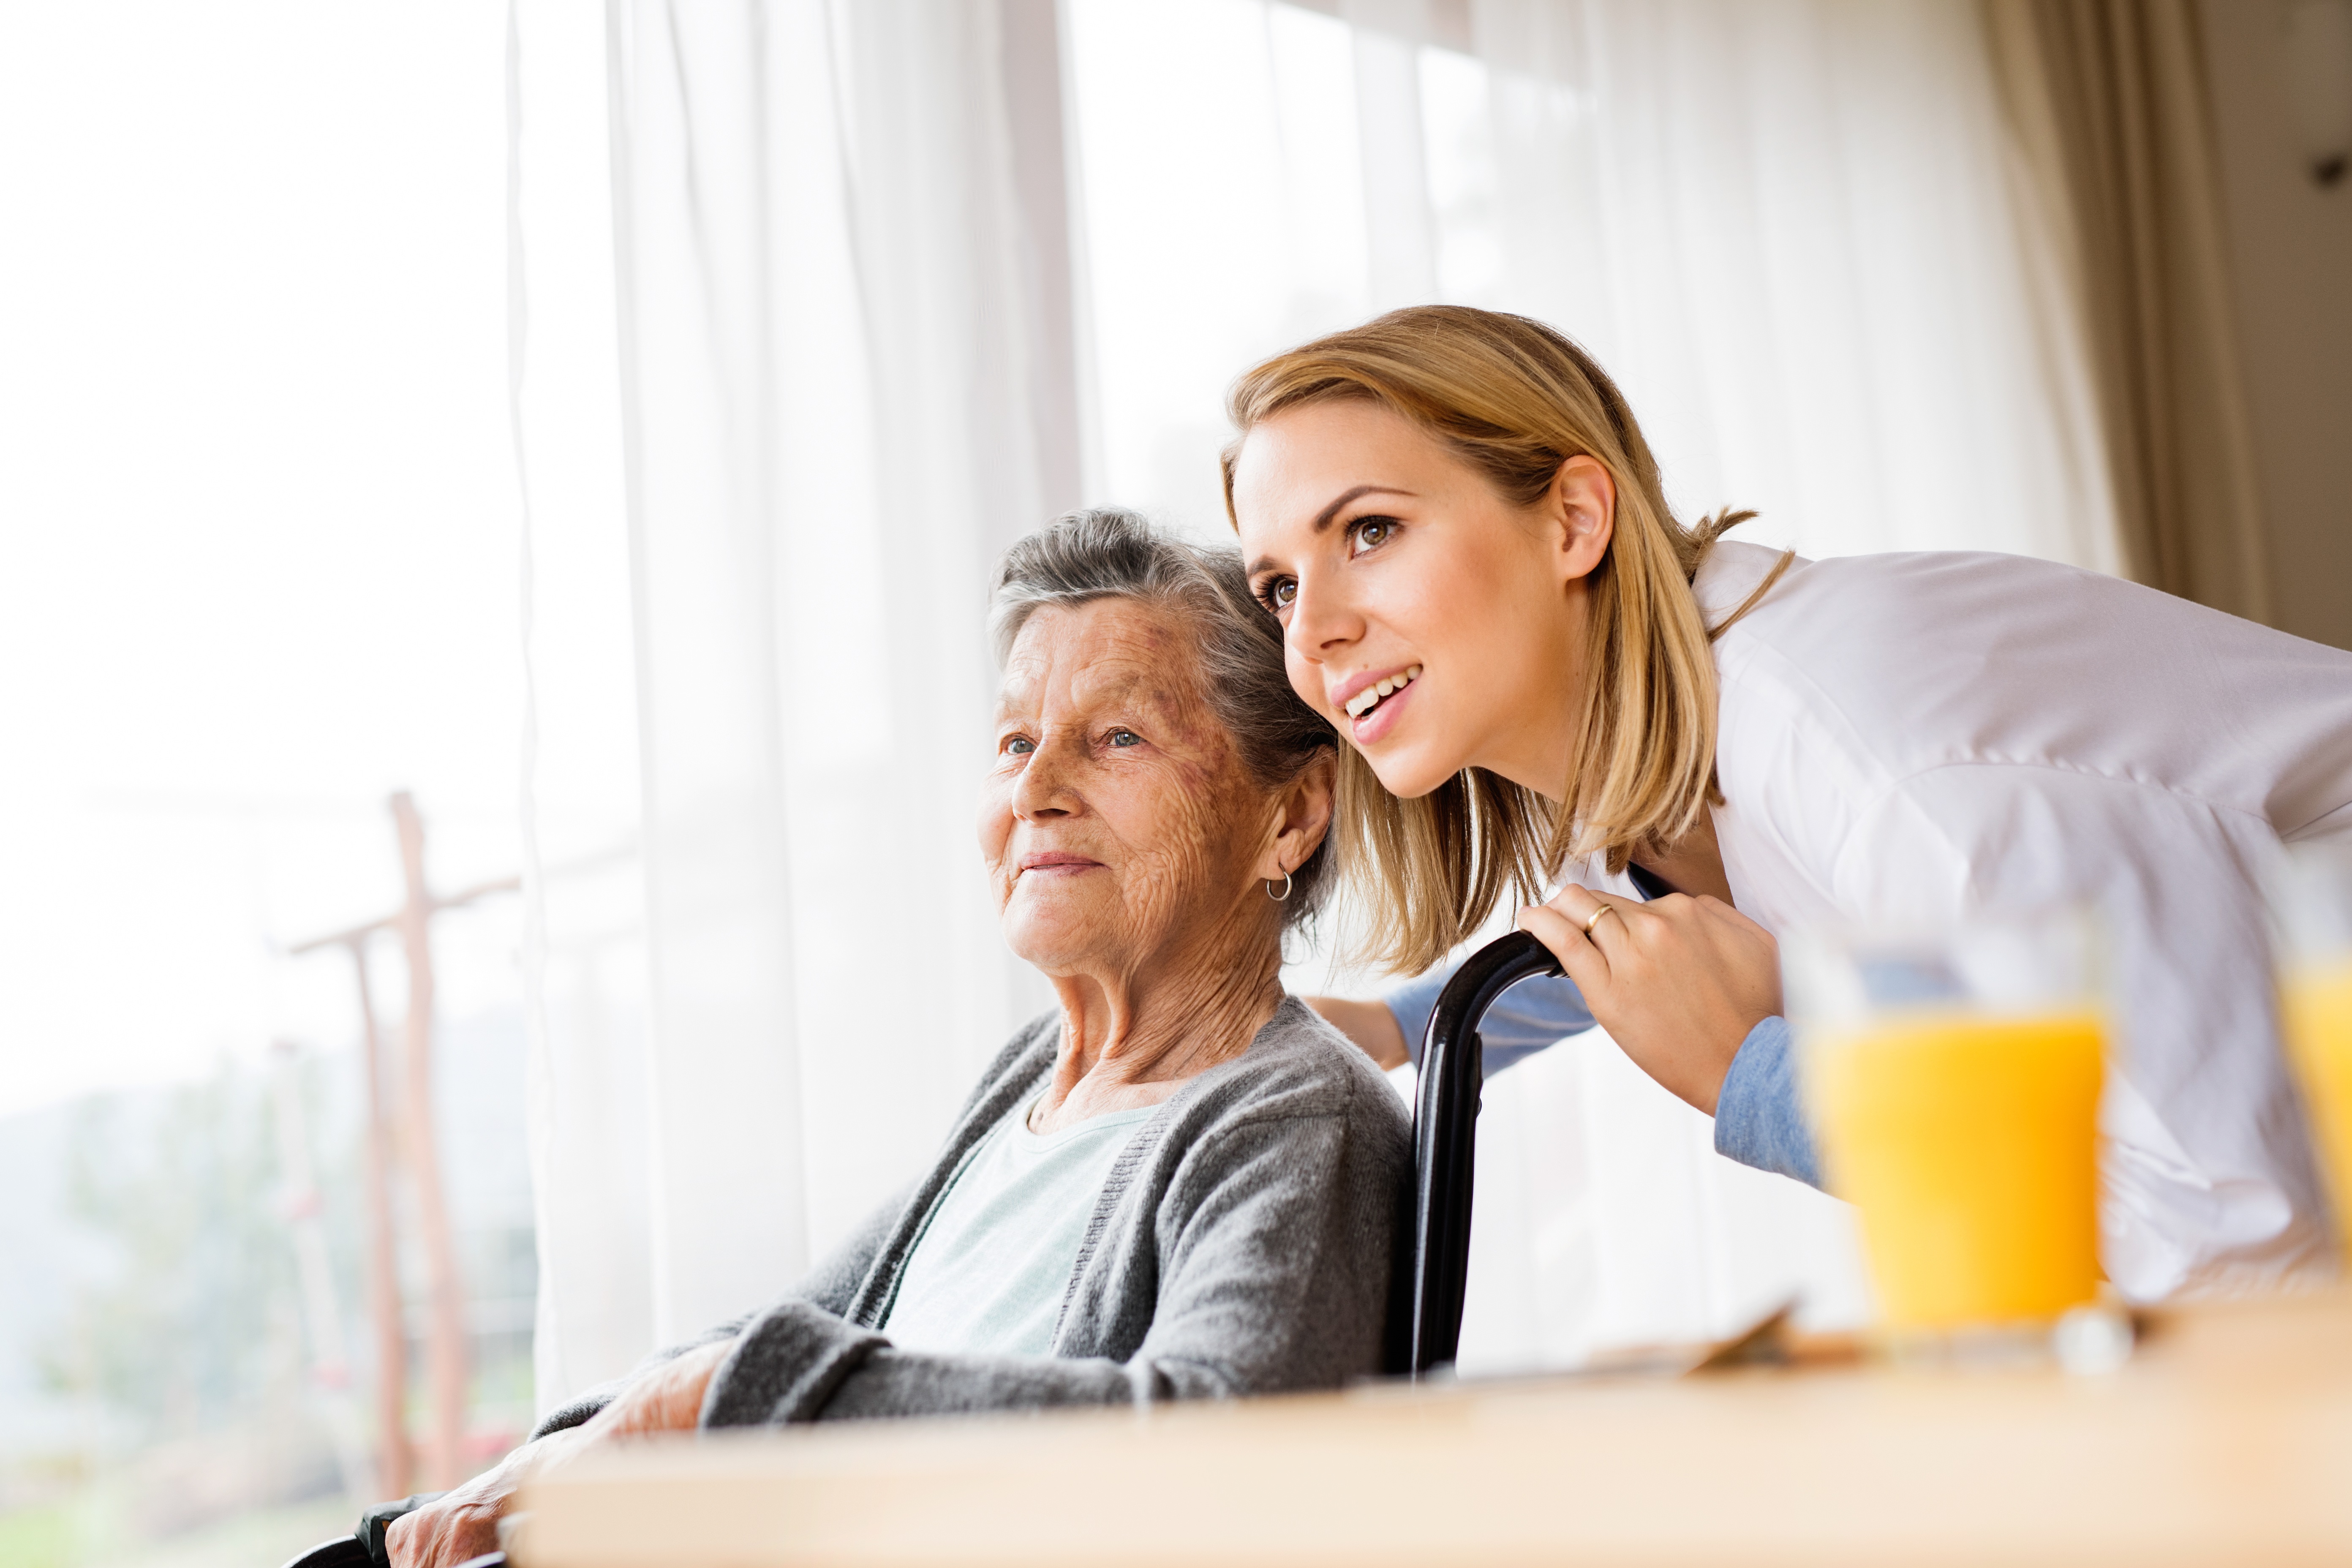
[998,598,1200,708]
[1231,400,1440,511]
[1230,400,1463,570]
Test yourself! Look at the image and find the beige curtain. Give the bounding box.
[1985,0,2273,622]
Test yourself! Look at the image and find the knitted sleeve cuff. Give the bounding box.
[699,1299,889,1427]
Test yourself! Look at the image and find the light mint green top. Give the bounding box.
[880,1096,1155,1356]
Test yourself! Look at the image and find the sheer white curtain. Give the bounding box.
[1069,0,2118,1366]
[1435,0,2116,1362]
[513,0,2129,1403]
[512,0,1064,1412]
[1441,0,2119,569]
[1073,0,2120,571]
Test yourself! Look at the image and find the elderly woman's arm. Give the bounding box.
[704,1100,1404,1425]
[524,1183,912,1436]
[383,1337,740,1568]
[384,1190,913,1568]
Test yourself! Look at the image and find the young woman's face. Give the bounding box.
[1230,398,1613,801]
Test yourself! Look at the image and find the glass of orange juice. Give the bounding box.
[2268,841,2352,1251]
[1783,913,2107,1338]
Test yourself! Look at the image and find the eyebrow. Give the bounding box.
[1245,485,1414,577]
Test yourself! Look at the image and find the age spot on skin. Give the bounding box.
[978,599,1288,981]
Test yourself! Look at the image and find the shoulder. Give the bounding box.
[1696,541,2137,664]
[1175,997,1411,1152]
[1696,541,2352,695]
[1699,543,2352,795]
[1113,998,1412,1233]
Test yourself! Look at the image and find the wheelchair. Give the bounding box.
[283,931,1554,1568]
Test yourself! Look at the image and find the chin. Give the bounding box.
[1363,740,1466,802]
[1004,937,1102,980]
[1000,894,1103,972]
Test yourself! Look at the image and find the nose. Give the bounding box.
[1287,566,1363,669]
[1010,730,1083,820]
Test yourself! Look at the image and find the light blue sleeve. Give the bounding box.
[1386,956,1822,1188]
[1379,962,1596,1079]
[1711,1016,1821,1188]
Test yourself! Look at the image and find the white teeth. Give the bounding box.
[1344,666,1421,720]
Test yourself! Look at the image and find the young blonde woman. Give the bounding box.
[1228,305,2352,1301]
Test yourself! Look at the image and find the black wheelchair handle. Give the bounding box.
[288,926,1571,1568]
[1407,929,1564,1378]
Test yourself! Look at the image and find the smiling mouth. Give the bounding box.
[1343,664,1422,721]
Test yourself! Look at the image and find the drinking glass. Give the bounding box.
[2268,840,2352,1252]
[1782,912,2107,1336]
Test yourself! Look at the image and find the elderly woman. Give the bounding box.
[387,510,1410,1568]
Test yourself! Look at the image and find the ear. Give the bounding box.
[1543,455,1617,585]
[1257,749,1338,882]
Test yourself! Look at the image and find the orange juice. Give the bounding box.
[1807,1013,2104,1330]
[2281,963,2352,1252]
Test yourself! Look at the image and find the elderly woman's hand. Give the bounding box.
[573,1337,734,1437]
[1519,885,1780,1116]
[381,1429,580,1568]
[384,1339,735,1568]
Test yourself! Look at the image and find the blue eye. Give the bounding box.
[1006,736,1035,755]
[1108,729,1141,748]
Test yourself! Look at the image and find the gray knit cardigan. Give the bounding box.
[534,996,1412,1432]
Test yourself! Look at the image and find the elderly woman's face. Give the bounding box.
[980,599,1279,977]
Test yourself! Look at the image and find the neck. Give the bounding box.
[1041,912,1286,1119]
[1475,583,1590,800]
[1473,587,1732,907]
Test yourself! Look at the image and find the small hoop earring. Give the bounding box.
[1267,871,1293,903]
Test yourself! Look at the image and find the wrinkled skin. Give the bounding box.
[982,599,1334,1131]
[1232,399,1778,1114]
[385,1339,733,1568]
[389,600,1335,1567]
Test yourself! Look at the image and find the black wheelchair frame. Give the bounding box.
[1405,929,1564,1377]
[284,928,1556,1566]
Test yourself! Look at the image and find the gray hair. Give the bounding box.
[988,508,1338,932]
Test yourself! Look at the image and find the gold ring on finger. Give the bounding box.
[1582,904,1615,936]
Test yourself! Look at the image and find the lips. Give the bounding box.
[1018,851,1102,875]
[1337,663,1423,721]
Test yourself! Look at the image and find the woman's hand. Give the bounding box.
[383,1429,580,1568]
[1518,886,1780,1116]
[384,1339,736,1568]
[575,1337,734,1437]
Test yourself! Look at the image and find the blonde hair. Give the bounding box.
[1221,306,1773,975]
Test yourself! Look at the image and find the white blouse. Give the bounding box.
[1691,541,2352,1299]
